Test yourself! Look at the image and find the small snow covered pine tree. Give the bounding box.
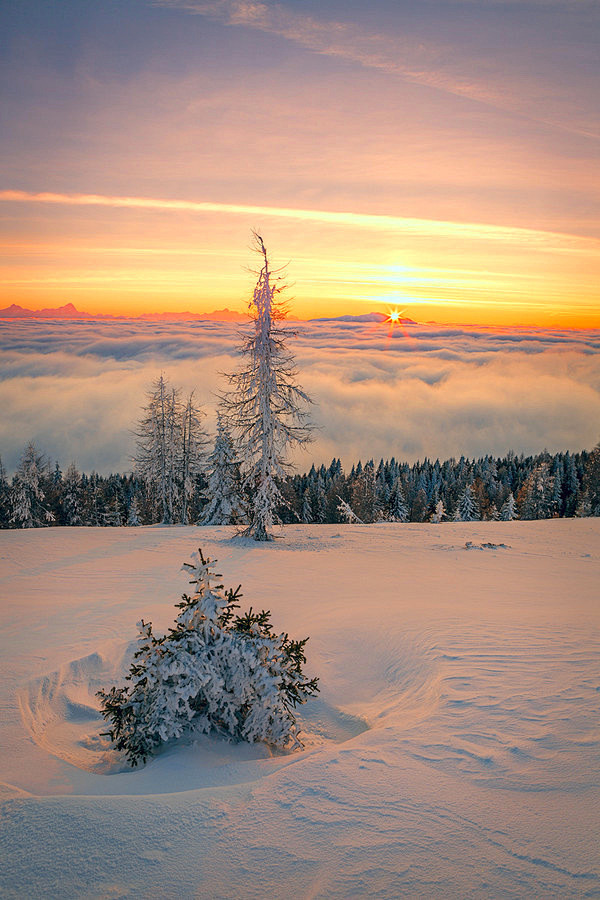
[454,483,480,522]
[519,462,555,519]
[134,375,180,524]
[127,495,142,526]
[62,462,83,525]
[388,477,409,522]
[500,492,518,520]
[180,392,209,525]
[105,495,122,527]
[97,549,319,766]
[9,442,55,528]
[221,233,313,540]
[200,414,246,525]
[301,487,313,524]
[430,499,446,523]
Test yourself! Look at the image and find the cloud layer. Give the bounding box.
[1,318,599,475]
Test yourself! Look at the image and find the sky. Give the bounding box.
[1,0,599,326]
[2,317,599,475]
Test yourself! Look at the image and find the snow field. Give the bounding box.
[0,520,599,898]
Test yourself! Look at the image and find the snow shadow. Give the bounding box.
[18,648,131,776]
[18,645,369,784]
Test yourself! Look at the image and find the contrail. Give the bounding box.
[1,190,596,251]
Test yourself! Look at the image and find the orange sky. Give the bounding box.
[1,1,599,327]
[2,189,598,326]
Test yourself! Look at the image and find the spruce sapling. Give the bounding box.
[97,549,319,766]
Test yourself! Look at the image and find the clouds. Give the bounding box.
[158,0,600,138]
[1,318,598,475]
[4,190,598,252]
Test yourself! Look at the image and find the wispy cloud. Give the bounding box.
[156,0,600,139]
[2,190,597,253]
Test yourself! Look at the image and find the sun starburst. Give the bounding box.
[385,307,406,326]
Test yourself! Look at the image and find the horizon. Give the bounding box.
[1,299,598,331]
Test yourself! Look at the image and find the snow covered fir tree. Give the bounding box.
[454,483,480,522]
[220,232,313,540]
[97,549,319,765]
[200,415,246,525]
[9,442,55,528]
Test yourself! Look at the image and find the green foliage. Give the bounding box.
[97,549,319,766]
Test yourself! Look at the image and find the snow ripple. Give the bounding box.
[397,627,600,791]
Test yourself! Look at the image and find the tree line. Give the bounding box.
[2,438,598,529]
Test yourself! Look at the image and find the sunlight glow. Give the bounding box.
[386,308,404,325]
[1,191,599,326]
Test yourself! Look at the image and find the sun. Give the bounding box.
[385,307,405,326]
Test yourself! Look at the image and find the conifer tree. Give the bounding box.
[583,441,600,515]
[519,462,555,519]
[134,375,179,523]
[313,475,327,523]
[86,473,107,526]
[411,487,429,523]
[106,495,123,526]
[127,495,142,526]
[301,487,313,524]
[388,477,409,522]
[500,491,518,520]
[563,453,580,516]
[9,442,55,528]
[180,392,209,524]
[454,483,480,522]
[430,499,446,523]
[134,375,207,524]
[62,462,83,525]
[0,456,10,528]
[574,491,592,517]
[200,415,246,525]
[221,233,313,540]
[488,503,500,521]
[97,549,319,766]
[350,460,380,523]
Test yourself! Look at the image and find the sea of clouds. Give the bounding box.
[1,317,599,475]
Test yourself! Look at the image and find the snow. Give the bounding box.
[1,520,599,898]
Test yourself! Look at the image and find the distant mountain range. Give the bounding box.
[0,302,416,325]
[0,303,250,322]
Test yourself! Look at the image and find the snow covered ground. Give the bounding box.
[1,520,599,898]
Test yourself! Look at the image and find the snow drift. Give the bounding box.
[0,520,599,898]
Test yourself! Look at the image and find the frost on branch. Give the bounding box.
[97,549,319,766]
[220,232,313,541]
